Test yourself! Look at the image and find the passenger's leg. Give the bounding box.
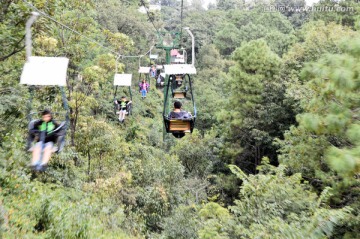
[119,110,121,121]
[122,110,126,121]
[119,111,124,121]
[40,142,54,166]
[31,142,42,166]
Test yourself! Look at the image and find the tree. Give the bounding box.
[212,9,296,56]
[160,205,200,239]
[224,39,295,173]
[278,38,360,238]
[216,0,243,10]
[282,21,356,116]
[227,162,352,238]
[214,23,242,56]
[273,0,309,27]
[95,0,156,53]
[310,0,360,29]
[279,37,360,179]
[198,202,234,239]
[183,10,227,49]
[0,0,56,61]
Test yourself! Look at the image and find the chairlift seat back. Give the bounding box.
[169,120,191,132]
[114,74,132,86]
[139,67,150,74]
[173,92,186,99]
[20,56,69,86]
[164,65,196,75]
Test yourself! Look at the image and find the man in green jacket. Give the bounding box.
[30,109,60,171]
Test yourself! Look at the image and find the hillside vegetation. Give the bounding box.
[0,0,359,238]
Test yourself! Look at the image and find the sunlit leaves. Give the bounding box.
[103,30,134,54]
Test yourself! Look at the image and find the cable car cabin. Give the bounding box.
[172,84,188,99]
[164,117,195,138]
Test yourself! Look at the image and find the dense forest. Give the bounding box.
[1,0,359,238]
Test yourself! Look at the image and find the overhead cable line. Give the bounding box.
[139,0,160,36]
[180,0,184,38]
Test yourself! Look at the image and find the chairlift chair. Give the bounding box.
[113,74,133,116]
[21,12,69,153]
[163,64,197,138]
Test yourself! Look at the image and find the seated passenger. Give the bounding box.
[29,109,62,172]
[114,96,132,123]
[139,79,150,99]
[169,101,191,119]
[150,65,156,78]
[157,74,163,86]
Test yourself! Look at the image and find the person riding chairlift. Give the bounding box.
[157,74,164,87]
[149,65,156,78]
[169,101,191,119]
[29,109,62,172]
[139,79,149,99]
[114,96,132,123]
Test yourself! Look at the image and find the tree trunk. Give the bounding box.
[87,150,91,181]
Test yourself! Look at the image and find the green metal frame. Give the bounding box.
[155,31,185,142]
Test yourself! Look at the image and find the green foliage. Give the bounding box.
[278,37,360,237]
[160,205,200,239]
[196,162,353,239]
[1,0,360,237]
[198,202,234,239]
[213,9,296,56]
[216,0,244,10]
[227,162,351,238]
[282,21,357,120]
[0,199,6,237]
[280,38,360,178]
[183,10,226,49]
[95,0,154,54]
[225,39,295,172]
[193,44,230,135]
[214,23,242,56]
[311,0,360,29]
[170,130,214,177]
[1,181,135,238]
[273,0,309,27]
[0,0,51,61]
